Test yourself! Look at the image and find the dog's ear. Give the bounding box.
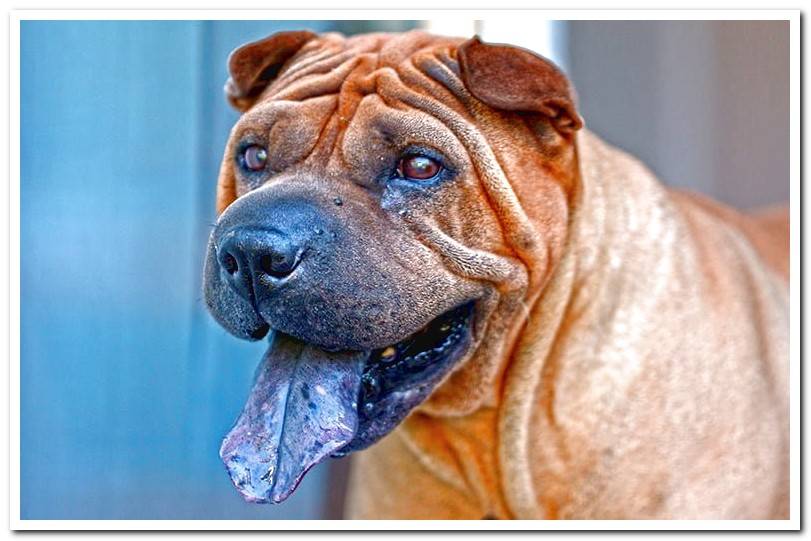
[225,30,316,112]
[457,36,583,135]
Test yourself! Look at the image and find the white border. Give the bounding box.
[8,518,803,530]
[788,5,800,533]
[8,9,801,20]
[8,8,20,535]
[8,9,800,532]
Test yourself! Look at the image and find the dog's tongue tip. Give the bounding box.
[220,334,365,504]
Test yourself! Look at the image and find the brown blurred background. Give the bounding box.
[566,20,789,210]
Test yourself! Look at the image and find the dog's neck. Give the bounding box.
[497,129,688,517]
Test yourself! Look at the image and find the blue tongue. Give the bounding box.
[219,333,366,503]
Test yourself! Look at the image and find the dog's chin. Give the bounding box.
[220,300,477,504]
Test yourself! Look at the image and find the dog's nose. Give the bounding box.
[217,227,303,302]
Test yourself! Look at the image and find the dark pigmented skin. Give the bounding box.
[342,301,475,454]
[202,174,485,503]
[204,177,481,351]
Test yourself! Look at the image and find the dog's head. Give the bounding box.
[202,30,582,503]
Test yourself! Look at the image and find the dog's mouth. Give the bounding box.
[219,301,476,504]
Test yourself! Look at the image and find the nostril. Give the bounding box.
[259,254,276,275]
[222,253,239,275]
[259,251,298,278]
[250,323,270,340]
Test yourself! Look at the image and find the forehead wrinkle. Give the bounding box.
[279,32,346,73]
[375,68,546,275]
[269,32,349,84]
[392,56,473,121]
[314,54,382,172]
[376,31,465,68]
[265,52,356,102]
[338,92,467,171]
[265,34,386,101]
[263,33,462,105]
[411,53,478,113]
[372,68,473,155]
[247,38,402,173]
[270,55,364,102]
[297,113,342,172]
[270,47,343,89]
[254,34,467,116]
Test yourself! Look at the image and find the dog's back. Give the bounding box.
[671,191,789,281]
[665,190,789,518]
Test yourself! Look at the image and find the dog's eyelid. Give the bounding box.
[391,145,458,178]
[235,134,268,152]
[398,144,450,164]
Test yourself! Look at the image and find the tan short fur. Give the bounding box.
[216,31,789,519]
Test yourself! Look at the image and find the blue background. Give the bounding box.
[20,20,415,520]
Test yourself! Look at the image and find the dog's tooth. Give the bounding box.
[380,346,397,362]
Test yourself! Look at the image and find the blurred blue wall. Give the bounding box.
[20,20,396,520]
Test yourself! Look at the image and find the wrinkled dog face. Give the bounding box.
[202,31,581,503]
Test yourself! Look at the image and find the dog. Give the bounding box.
[202,30,789,519]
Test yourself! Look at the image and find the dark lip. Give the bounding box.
[360,301,475,390]
[335,300,477,454]
[252,299,476,353]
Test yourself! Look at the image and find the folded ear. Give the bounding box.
[225,30,316,112]
[457,36,583,134]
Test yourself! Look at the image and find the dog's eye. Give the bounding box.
[396,155,442,181]
[241,145,268,172]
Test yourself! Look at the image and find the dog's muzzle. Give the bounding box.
[203,183,481,504]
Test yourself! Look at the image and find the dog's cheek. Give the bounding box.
[202,240,267,341]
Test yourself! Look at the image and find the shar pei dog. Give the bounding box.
[202,30,789,519]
